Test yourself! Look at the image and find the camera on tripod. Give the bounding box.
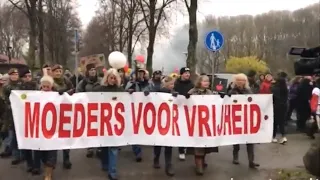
[290,46,320,75]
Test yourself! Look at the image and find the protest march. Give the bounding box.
[0,48,319,180]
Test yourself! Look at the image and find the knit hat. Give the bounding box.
[42,64,50,69]
[19,68,31,78]
[51,64,63,71]
[86,63,95,71]
[8,68,18,75]
[137,68,146,73]
[247,70,256,78]
[180,67,190,75]
[153,70,162,75]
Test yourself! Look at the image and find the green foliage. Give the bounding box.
[272,169,315,180]
[225,56,269,74]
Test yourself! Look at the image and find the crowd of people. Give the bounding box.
[0,63,318,180]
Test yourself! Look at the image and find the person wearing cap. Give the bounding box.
[17,68,41,173]
[42,64,52,77]
[0,68,21,161]
[173,67,194,161]
[125,68,151,162]
[76,63,101,158]
[70,67,84,88]
[117,68,129,88]
[148,70,162,92]
[247,70,260,94]
[51,64,74,169]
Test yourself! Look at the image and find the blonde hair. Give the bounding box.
[101,68,121,87]
[194,75,209,88]
[162,76,174,88]
[40,75,54,85]
[231,73,250,89]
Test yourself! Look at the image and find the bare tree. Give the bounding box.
[0,4,29,58]
[184,0,197,76]
[81,0,148,67]
[37,0,45,66]
[44,0,81,66]
[8,0,38,68]
[137,0,175,72]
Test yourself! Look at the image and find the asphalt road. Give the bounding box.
[0,133,316,180]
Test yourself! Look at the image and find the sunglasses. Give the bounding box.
[24,75,32,78]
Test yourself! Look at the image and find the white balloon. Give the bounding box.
[108,51,127,69]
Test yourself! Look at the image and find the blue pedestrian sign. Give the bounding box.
[204,30,224,51]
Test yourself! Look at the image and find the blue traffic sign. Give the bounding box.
[204,30,224,51]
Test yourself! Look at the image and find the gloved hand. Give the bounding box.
[128,89,134,94]
[172,92,178,97]
[112,97,117,101]
[218,92,225,98]
[58,91,64,95]
[144,91,150,96]
[185,94,190,99]
[67,89,75,96]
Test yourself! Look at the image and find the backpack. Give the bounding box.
[303,137,320,177]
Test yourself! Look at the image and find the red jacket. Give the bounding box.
[259,80,272,94]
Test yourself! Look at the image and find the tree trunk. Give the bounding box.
[28,1,37,70]
[186,0,198,76]
[127,5,135,67]
[146,0,156,74]
[38,0,45,67]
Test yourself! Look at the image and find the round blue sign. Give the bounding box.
[204,30,224,51]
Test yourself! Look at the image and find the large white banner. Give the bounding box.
[10,91,274,150]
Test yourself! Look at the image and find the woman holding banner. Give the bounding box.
[186,75,219,176]
[228,73,259,169]
[146,76,177,177]
[39,75,58,180]
[93,68,124,180]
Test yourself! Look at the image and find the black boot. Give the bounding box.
[153,157,160,169]
[26,167,33,173]
[86,149,94,158]
[165,164,174,177]
[31,168,41,175]
[11,158,22,165]
[0,147,12,158]
[247,144,259,169]
[63,161,72,169]
[232,153,239,165]
[249,162,260,169]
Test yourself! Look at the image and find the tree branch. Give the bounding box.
[137,0,150,28]
[131,27,147,53]
[183,0,190,11]
[8,0,28,16]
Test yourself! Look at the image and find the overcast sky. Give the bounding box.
[77,0,319,27]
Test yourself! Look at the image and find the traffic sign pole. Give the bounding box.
[204,30,224,86]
